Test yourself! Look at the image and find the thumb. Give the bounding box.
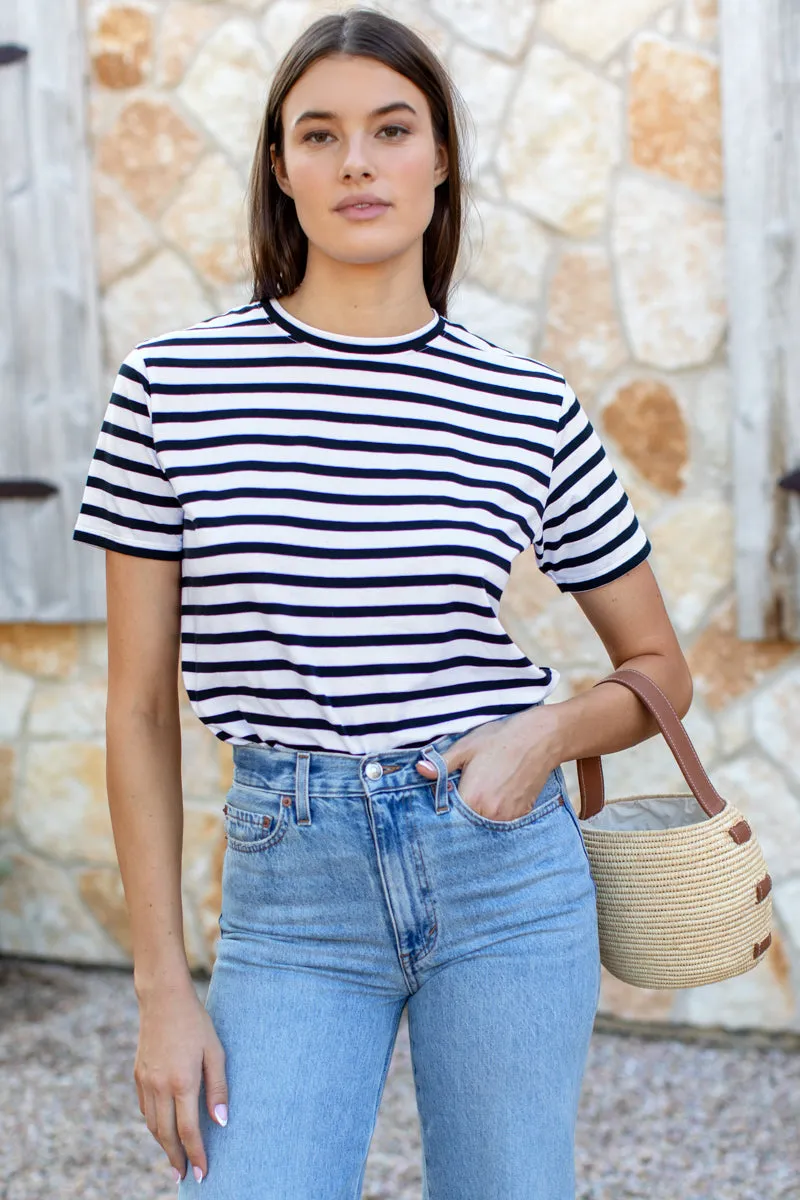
[204,1043,229,1127]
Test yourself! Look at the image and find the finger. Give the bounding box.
[153,1089,188,1180]
[134,1071,145,1117]
[203,1043,229,1128]
[143,1087,159,1141]
[175,1087,207,1184]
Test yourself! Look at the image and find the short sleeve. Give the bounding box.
[534,382,651,592]
[72,349,184,560]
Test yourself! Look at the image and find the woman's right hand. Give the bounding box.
[134,978,229,1185]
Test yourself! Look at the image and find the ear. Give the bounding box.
[269,144,291,195]
[433,142,449,186]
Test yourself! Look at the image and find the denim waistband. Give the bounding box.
[229,710,529,801]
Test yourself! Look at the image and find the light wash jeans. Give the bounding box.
[178,712,600,1198]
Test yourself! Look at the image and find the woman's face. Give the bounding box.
[271,53,449,268]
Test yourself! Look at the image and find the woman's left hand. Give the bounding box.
[416,707,562,821]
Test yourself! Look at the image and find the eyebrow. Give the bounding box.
[292,101,418,128]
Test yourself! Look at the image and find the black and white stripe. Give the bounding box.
[73,297,651,753]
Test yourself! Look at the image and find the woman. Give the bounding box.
[73,8,692,1197]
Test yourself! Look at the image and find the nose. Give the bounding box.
[339,134,375,180]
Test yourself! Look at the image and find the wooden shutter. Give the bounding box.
[0,0,104,620]
[720,0,800,639]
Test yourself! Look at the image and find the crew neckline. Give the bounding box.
[262,296,445,354]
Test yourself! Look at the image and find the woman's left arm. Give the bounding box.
[535,557,693,770]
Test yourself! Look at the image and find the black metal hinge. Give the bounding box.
[0,45,29,68]
[0,480,59,500]
[778,469,800,494]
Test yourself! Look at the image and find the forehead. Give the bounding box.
[282,54,430,124]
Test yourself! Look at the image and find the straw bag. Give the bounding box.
[574,667,773,989]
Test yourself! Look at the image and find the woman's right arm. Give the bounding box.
[105,548,228,1185]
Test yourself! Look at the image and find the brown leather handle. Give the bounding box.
[575,667,727,821]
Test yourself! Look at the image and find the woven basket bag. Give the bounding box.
[574,668,773,989]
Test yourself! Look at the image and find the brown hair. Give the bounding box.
[247,6,473,317]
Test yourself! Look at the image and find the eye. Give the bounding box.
[302,130,333,145]
[379,124,410,139]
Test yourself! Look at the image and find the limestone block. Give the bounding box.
[540,248,627,403]
[674,928,796,1030]
[28,680,108,738]
[179,21,275,165]
[539,0,666,63]
[448,44,517,175]
[713,754,800,884]
[261,0,335,59]
[182,805,226,964]
[0,852,127,963]
[0,745,15,829]
[497,45,621,237]
[159,1,227,88]
[612,176,726,368]
[93,173,158,289]
[429,0,534,59]
[629,36,722,195]
[447,280,537,358]
[522,591,608,671]
[212,279,255,315]
[18,742,116,865]
[0,623,79,679]
[500,547,563,627]
[91,4,154,89]
[180,710,232,800]
[774,876,800,957]
[684,0,718,43]
[598,967,678,1021]
[97,98,205,218]
[102,249,211,369]
[463,200,550,306]
[687,601,795,711]
[753,666,800,790]
[81,624,109,671]
[0,664,34,739]
[648,498,733,633]
[606,450,662,524]
[161,154,249,287]
[598,700,718,802]
[76,864,209,970]
[716,699,755,759]
[600,378,689,495]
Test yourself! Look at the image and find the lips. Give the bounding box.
[335,195,390,211]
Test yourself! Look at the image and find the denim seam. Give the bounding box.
[223,807,290,853]
[448,783,563,831]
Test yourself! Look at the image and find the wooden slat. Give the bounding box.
[0,0,104,620]
[720,0,800,639]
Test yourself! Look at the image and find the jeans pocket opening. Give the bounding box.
[448,770,563,831]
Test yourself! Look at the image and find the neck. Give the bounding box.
[278,255,434,338]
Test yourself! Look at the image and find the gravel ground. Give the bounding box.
[1,956,798,1200]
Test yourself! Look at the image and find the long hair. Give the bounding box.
[247,6,473,317]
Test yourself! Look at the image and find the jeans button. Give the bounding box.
[365,761,383,780]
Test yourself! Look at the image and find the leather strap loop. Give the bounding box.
[575,668,727,821]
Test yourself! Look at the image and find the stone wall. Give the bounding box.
[1,0,799,1032]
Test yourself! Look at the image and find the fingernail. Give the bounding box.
[193,1165,204,1183]
[172,1166,181,1184]
[214,1103,228,1126]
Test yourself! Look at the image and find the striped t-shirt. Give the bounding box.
[73,297,651,754]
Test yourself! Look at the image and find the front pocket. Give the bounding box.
[223,784,289,852]
[448,769,563,831]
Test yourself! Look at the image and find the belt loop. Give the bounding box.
[420,745,450,814]
[295,751,311,825]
